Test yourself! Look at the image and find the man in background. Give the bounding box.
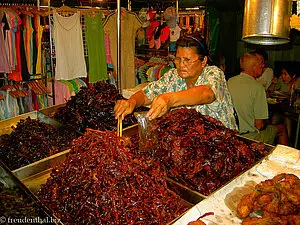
[228,52,288,145]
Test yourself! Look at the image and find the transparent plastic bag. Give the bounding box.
[134,111,157,152]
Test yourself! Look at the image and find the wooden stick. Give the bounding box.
[117,117,122,137]
[119,118,122,137]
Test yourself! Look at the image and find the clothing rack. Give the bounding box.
[3,0,179,95]
[0,7,50,80]
[46,4,105,105]
[44,0,179,93]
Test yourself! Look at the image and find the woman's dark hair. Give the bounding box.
[282,63,297,78]
[176,35,209,61]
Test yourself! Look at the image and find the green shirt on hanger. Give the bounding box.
[85,11,107,83]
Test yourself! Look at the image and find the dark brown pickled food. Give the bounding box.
[38,129,189,225]
[54,81,144,133]
[0,117,77,170]
[128,108,270,196]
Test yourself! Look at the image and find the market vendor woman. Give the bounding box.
[114,36,237,130]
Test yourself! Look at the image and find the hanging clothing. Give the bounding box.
[104,34,113,65]
[0,12,11,73]
[47,79,86,105]
[53,11,87,80]
[170,25,181,42]
[31,15,38,75]
[25,15,34,74]
[4,9,16,72]
[8,11,22,82]
[5,90,20,118]
[0,98,6,120]
[104,10,142,89]
[20,14,30,81]
[35,16,43,75]
[85,12,107,83]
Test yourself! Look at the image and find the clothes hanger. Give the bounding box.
[85,7,101,18]
[18,6,34,17]
[0,84,18,98]
[55,5,77,13]
[27,81,40,95]
[46,0,78,16]
[32,80,43,94]
[85,7,100,13]
[36,80,50,94]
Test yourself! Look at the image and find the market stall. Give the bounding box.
[1,94,298,225]
[1,1,299,225]
[0,107,278,223]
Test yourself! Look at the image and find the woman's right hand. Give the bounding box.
[147,93,172,120]
[114,99,136,120]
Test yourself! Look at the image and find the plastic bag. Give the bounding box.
[134,111,157,152]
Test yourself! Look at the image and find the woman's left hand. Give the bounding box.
[147,93,172,120]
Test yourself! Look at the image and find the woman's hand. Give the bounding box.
[114,99,136,120]
[147,93,172,120]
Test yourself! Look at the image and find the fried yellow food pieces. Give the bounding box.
[237,173,300,224]
[237,192,257,218]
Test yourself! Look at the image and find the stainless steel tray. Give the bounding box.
[12,146,192,225]
[166,143,274,203]
[1,161,62,224]
[11,125,139,193]
[39,103,66,118]
[12,150,70,193]
[122,124,275,204]
[166,177,207,205]
[10,124,274,224]
[0,111,64,135]
[0,111,81,171]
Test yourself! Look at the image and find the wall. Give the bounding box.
[215,1,300,78]
[217,9,243,78]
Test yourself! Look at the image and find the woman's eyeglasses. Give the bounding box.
[174,57,199,67]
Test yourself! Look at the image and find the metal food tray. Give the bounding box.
[0,161,62,225]
[11,133,192,225]
[171,137,274,204]
[9,125,273,224]
[39,103,66,118]
[12,151,192,225]
[10,124,138,193]
[170,138,274,204]
[0,111,64,135]
[12,150,70,193]
[119,124,275,205]
[0,111,81,171]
